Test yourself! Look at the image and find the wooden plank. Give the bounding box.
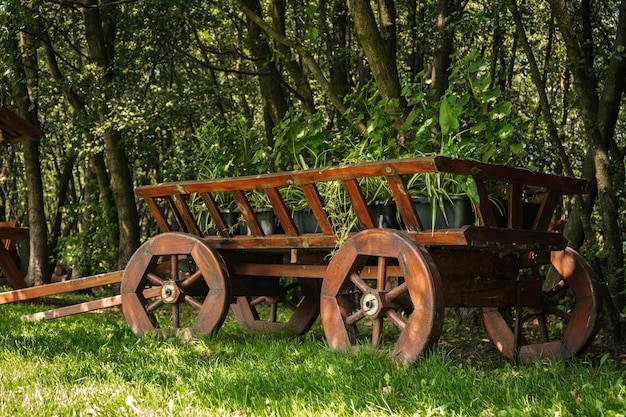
[473,177,497,226]
[386,174,422,231]
[532,188,561,231]
[265,187,298,236]
[0,106,43,144]
[232,190,264,236]
[22,295,123,321]
[0,226,29,241]
[134,156,586,199]
[144,197,171,233]
[435,157,587,195]
[172,194,201,236]
[508,183,524,229]
[201,229,470,250]
[21,287,161,322]
[462,226,567,251]
[199,192,234,237]
[343,179,375,229]
[301,184,334,234]
[0,270,123,304]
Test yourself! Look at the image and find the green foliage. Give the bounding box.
[55,200,118,276]
[197,115,271,179]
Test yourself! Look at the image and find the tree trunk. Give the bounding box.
[547,0,626,339]
[347,0,405,108]
[81,0,139,268]
[241,0,289,146]
[430,0,460,103]
[11,26,50,286]
[272,0,315,113]
[329,0,350,101]
[407,0,426,76]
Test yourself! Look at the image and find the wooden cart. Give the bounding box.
[116,156,599,365]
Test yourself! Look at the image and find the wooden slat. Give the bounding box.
[532,188,561,231]
[165,196,185,232]
[508,183,524,229]
[134,156,586,199]
[0,226,29,241]
[144,197,171,232]
[343,179,375,229]
[232,263,407,279]
[200,193,232,237]
[473,177,497,226]
[435,157,587,195]
[301,184,334,234]
[463,226,567,251]
[0,106,43,144]
[265,187,298,236]
[386,174,422,231]
[172,194,201,236]
[21,287,162,322]
[232,190,264,236]
[0,270,123,304]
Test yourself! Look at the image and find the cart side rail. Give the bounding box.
[134,156,587,247]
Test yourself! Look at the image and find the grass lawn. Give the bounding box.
[0,294,624,417]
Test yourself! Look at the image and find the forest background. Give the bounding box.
[1,0,625,345]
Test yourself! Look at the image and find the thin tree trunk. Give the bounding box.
[347,0,405,108]
[273,0,316,113]
[547,0,626,340]
[241,0,289,147]
[11,26,50,286]
[81,0,139,268]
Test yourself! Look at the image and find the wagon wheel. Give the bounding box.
[231,278,321,335]
[482,247,600,362]
[121,232,231,337]
[320,229,444,366]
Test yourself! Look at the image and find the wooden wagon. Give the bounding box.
[1,156,601,366]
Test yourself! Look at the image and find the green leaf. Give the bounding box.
[491,102,512,119]
[305,27,319,43]
[498,124,514,140]
[510,142,524,156]
[439,96,459,135]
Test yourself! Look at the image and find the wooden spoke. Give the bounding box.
[350,273,372,293]
[121,232,231,337]
[181,270,204,289]
[146,273,163,287]
[482,247,600,362]
[183,294,203,310]
[146,299,164,313]
[386,309,407,330]
[320,229,443,367]
[231,277,320,335]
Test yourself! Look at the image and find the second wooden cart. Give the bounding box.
[120,156,600,366]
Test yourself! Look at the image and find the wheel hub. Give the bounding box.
[361,290,388,317]
[160,280,181,303]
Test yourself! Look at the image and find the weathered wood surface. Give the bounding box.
[21,287,161,322]
[0,270,122,304]
[0,106,43,144]
[133,156,586,251]
[0,221,29,289]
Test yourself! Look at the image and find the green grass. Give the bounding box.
[0,298,624,417]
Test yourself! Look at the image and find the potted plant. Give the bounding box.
[238,189,276,236]
[407,170,477,231]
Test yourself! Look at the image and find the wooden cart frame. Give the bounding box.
[1,156,600,365]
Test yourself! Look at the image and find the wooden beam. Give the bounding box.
[21,287,161,322]
[0,270,122,304]
[0,106,43,144]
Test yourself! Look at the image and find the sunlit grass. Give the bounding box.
[0,298,624,416]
